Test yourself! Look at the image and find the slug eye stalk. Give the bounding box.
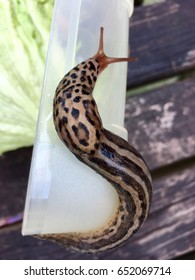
[93,27,136,73]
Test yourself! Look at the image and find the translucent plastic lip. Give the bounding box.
[22,0,134,235]
[125,0,134,16]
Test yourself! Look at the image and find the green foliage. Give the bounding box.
[0,0,54,154]
[143,0,164,5]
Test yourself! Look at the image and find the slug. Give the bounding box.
[40,27,152,253]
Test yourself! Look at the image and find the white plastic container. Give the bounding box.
[22,0,134,235]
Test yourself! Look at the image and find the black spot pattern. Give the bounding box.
[71,73,78,79]
[58,119,62,132]
[62,116,68,124]
[67,93,72,99]
[57,96,65,107]
[73,96,81,102]
[61,80,71,89]
[139,214,145,224]
[56,88,61,95]
[121,215,125,221]
[85,112,95,126]
[80,76,86,82]
[83,99,89,110]
[79,122,89,140]
[73,66,79,71]
[88,61,96,71]
[87,75,93,85]
[79,139,89,146]
[57,96,62,103]
[71,108,80,119]
[72,125,78,136]
[91,99,96,107]
[96,129,101,140]
[82,89,90,95]
[94,143,99,149]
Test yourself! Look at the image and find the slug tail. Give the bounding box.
[93,27,136,73]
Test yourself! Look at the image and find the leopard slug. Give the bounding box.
[40,27,152,253]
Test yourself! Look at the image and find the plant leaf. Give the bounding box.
[0,0,54,154]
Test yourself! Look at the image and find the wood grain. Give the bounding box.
[127,0,195,88]
[1,161,194,260]
[0,78,195,259]
[0,148,32,217]
[1,77,194,222]
[125,78,195,170]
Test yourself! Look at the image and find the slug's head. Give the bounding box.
[93,27,136,74]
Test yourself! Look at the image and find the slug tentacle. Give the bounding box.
[40,27,152,253]
[93,27,136,73]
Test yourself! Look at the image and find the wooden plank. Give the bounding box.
[0,77,194,258]
[127,0,195,87]
[131,166,195,260]
[1,78,194,218]
[0,148,32,217]
[0,78,194,253]
[0,162,195,259]
[125,77,195,170]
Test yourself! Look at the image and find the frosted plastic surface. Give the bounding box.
[22,0,134,235]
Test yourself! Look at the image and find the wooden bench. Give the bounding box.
[0,0,195,259]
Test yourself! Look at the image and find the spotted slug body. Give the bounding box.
[40,27,152,253]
